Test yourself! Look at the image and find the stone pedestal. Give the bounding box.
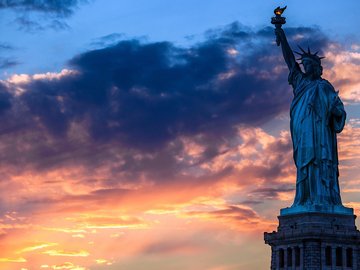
[264,211,360,269]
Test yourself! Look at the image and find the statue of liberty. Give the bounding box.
[265,9,356,270]
[274,26,349,212]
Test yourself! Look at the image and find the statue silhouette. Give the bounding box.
[275,28,346,208]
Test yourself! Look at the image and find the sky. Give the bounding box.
[1,1,360,269]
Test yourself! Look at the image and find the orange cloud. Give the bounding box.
[0,257,26,262]
[43,250,89,257]
[323,46,360,102]
[0,120,357,270]
[18,243,58,253]
[74,215,149,230]
[50,262,87,270]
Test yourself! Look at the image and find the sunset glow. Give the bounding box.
[0,1,360,269]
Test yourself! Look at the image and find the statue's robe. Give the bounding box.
[289,64,346,206]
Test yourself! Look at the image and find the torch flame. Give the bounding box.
[274,6,287,16]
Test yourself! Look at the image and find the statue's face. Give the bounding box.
[302,58,321,78]
[302,58,315,74]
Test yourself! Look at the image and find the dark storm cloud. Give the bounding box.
[61,24,297,150]
[0,0,85,16]
[0,82,12,112]
[0,24,331,179]
[0,0,88,30]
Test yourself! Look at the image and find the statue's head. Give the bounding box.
[295,46,324,79]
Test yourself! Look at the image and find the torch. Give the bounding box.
[271,6,287,46]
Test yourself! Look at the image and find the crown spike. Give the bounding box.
[297,45,306,54]
[295,45,324,64]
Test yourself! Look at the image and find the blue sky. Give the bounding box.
[1,0,360,76]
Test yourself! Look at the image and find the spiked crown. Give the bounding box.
[294,45,325,65]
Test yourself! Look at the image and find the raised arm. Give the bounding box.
[275,28,297,71]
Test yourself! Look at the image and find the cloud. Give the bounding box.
[142,239,205,256]
[18,242,58,253]
[0,58,19,69]
[0,0,85,16]
[184,204,275,232]
[0,82,12,112]
[0,0,89,31]
[0,257,26,262]
[90,33,126,48]
[0,24,331,178]
[0,25,331,226]
[50,262,87,270]
[324,47,360,103]
[69,215,148,229]
[42,249,89,257]
[23,24,294,152]
[0,24,346,268]
[251,186,294,200]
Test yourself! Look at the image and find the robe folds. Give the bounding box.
[288,64,346,206]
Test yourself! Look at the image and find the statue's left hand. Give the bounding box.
[330,95,343,117]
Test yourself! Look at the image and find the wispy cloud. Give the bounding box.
[18,243,58,253]
[42,249,89,257]
[0,257,26,262]
[0,0,89,31]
